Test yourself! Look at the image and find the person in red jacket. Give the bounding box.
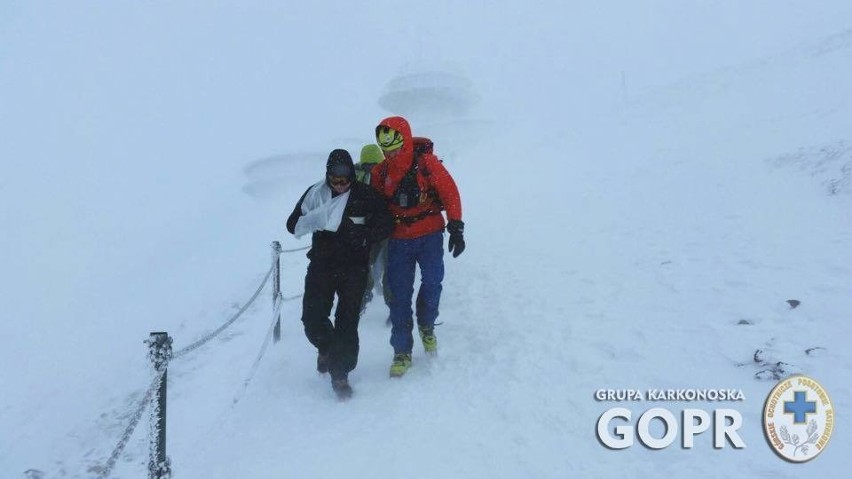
[370,116,465,377]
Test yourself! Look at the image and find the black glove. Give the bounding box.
[447,220,465,258]
[340,218,368,249]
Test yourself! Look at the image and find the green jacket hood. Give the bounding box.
[359,144,385,165]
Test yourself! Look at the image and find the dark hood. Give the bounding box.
[325,149,355,187]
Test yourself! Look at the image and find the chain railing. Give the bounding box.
[95,369,165,479]
[92,240,307,479]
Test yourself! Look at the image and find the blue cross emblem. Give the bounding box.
[784,391,816,424]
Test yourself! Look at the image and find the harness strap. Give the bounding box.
[393,209,442,225]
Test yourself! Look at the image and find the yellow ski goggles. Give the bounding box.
[376,126,404,152]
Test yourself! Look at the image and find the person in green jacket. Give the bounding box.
[355,144,392,319]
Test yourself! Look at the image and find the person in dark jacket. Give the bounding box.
[286,149,392,399]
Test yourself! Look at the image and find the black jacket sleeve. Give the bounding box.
[364,187,393,244]
[286,187,312,235]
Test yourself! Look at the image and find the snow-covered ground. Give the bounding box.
[2,2,851,478]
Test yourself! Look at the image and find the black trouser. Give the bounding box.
[301,258,368,380]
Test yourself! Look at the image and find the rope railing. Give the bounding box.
[93,240,308,479]
[232,294,284,406]
[279,245,310,253]
[171,265,274,360]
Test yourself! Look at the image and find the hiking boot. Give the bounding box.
[331,377,353,400]
[317,353,330,374]
[419,326,438,356]
[389,353,412,378]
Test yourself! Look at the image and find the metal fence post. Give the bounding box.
[272,241,283,343]
[148,332,173,479]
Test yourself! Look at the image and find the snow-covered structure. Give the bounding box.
[242,152,326,199]
[377,65,493,160]
[378,68,480,123]
[242,137,366,200]
[244,67,492,200]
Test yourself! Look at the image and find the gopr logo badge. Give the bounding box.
[763,375,834,462]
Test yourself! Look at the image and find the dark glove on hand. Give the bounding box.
[447,220,465,258]
[340,218,368,249]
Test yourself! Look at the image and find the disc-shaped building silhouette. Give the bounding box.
[242,137,369,200]
[378,69,481,122]
[378,67,493,158]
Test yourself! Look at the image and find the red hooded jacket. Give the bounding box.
[370,116,462,240]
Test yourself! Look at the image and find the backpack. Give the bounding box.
[412,137,433,156]
[392,137,441,210]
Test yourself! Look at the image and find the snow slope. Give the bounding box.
[2,2,851,478]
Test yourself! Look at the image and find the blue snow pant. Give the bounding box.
[387,231,445,354]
